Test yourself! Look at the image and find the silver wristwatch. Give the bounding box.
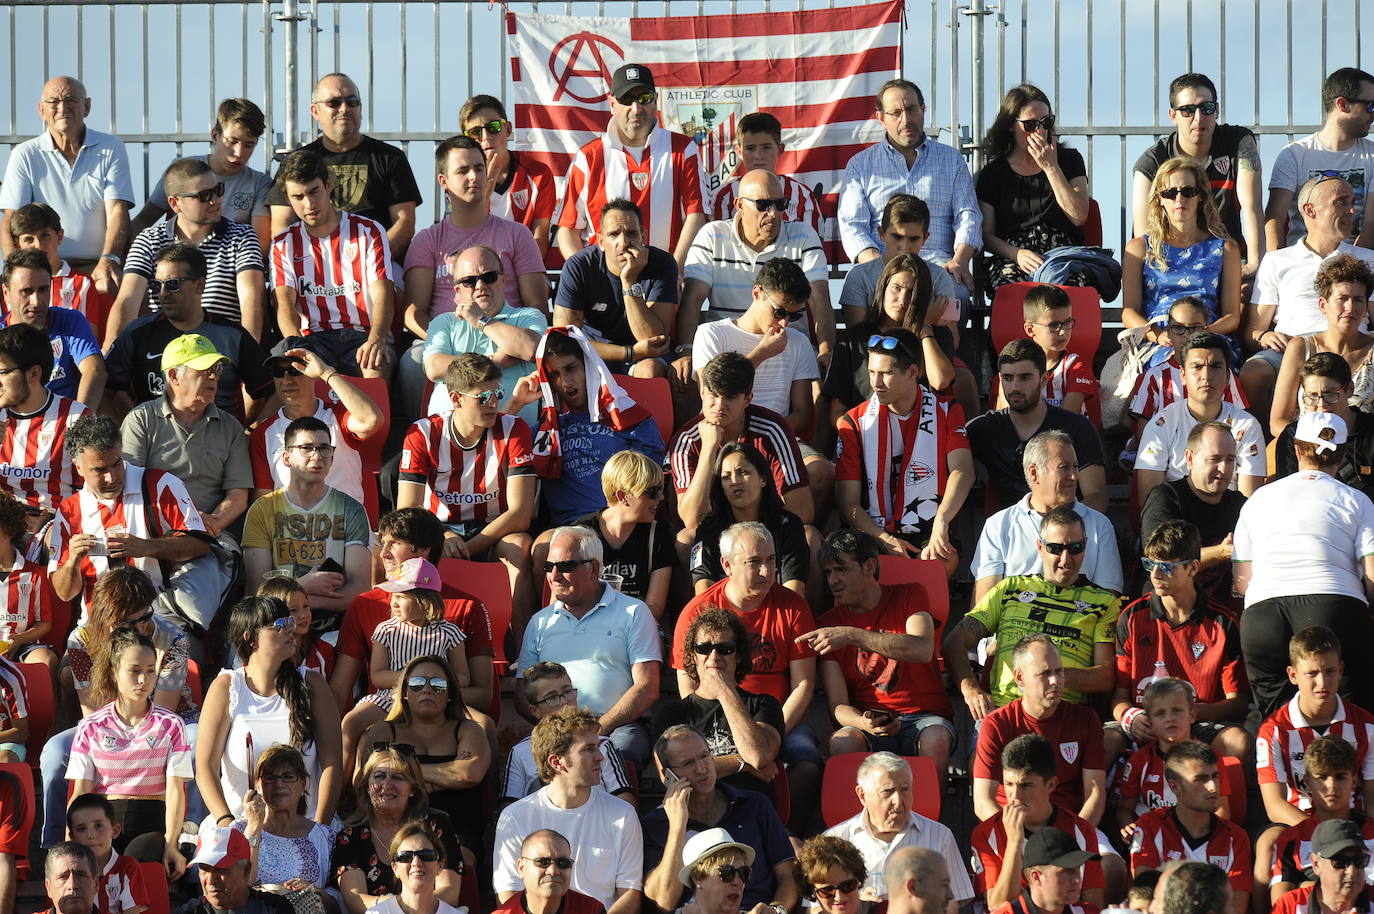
[627,282,646,300]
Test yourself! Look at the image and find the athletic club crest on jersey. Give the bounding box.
[343,240,359,262]
[1060,741,1079,764]
[512,189,529,210]
[631,172,649,191]
[1191,642,1206,660]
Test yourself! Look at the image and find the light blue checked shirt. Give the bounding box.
[837,135,982,262]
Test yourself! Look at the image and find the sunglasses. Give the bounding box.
[692,641,737,656]
[743,196,789,213]
[640,484,663,500]
[523,856,575,870]
[715,865,752,884]
[618,91,656,106]
[1042,540,1087,556]
[1159,185,1202,201]
[265,616,294,632]
[1172,101,1218,117]
[148,278,188,295]
[1329,853,1372,869]
[1017,114,1055,132]
[173,182,226,204]
[260,771,301,784]
[458,388,505,407]
[1313,170,1346,191]
[1302,389,1348,406]
[394,849,441,864]
[372,741,417,757]
[770,306,805,322]
[543,558,594,574]
[318,95,361,109]
[1032,318,1076,334]
[814,879,861,899]
[868,334,917,361]
[1140,557,1189,576]
[270,363,304,378]
[456,270,502,289]
[464,119,508,139]
[127,609,155,626]
[405,675,449,692]
[1166,322,1206,336]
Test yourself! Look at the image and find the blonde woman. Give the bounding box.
[1122,156,1241,345]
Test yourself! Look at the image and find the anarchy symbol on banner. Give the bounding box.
[548,31,625,103]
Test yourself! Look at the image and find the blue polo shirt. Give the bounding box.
[0,307,101,402]
[642,784,795,908]
[970,494,1124,593]
[515,584,660,717]
[541,412,665,524]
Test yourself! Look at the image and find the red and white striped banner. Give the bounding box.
[507,0,901,259]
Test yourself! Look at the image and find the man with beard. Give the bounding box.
[0,250,104,407]
[967,339,1106,514]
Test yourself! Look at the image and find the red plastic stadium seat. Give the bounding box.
[17,662,53,765]
[314,377,391,527]
[613,374,675,445]
[0,762,34,881]
[1220,756,1245,824]
[438,558,514,672]
[139,861,170,914]
[875,557,950,630]
[1084,199,1103,247]
[821,752,940,825]
[989,282,1103,363]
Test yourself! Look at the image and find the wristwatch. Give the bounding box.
[477,312,501,328]
[627,282,646,300]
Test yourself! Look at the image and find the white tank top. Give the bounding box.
[216,667,320,816]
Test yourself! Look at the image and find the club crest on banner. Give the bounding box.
[659,87,758,193]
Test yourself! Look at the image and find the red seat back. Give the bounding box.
[438,558,514,671]
[821,752,940,826]
[315,377,391,527]
[989,282,1103,363]
[0,762,34,880]
[1084,199,1104,247]
[1220,756,1245,824]
[612,374,675,446]
[17,662,53,764]
[139,860,170,914]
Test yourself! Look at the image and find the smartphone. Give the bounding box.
[317,557,345,575]
[941,295,962,323]
[654,742,682,783]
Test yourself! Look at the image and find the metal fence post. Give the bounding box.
[276,0,308,152]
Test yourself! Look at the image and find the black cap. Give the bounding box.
[1022,828,1101,869]
[1313,820,1366,858]
[265,336,308,367]
[611,64,655,99]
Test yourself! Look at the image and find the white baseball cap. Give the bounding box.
[678,827,755,887]
[1296,411,1349,454]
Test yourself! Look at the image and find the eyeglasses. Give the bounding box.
[173,183,226,204]
[743,196,789,213]
[1042,540,1087,556]
[265,617,294,632]
[814,879,861,899]
[456,270,502,289]
[317,95,361,109]
[1172,101,1219,118]
[1302,389,1348,406]
[640,484,663,500]
[127,609,155,626]
[394,849,441,864]
[290,444,336,457]
[544,558,594,574]
[270,363,305,378]
[458,388,505,407]
[522,856,575,870]
[618,91,656,107]
[148,278,188,295]
[692,641,736,656]
[1158,186,1202,201]
[1166,322,1206,336]
[464,119,508,139]
[533,686,578,707]
[771,305,806,322]
[1345,98,1374,114]
[1141,557,1189,576]
[1017,114,1055,133]
[405,675,449,692]
[1032,318,1076,334]
[714,865,752,884]
[667,749,713,772]
[260,771,301,784]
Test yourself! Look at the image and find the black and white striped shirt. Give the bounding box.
[124,216,264,323]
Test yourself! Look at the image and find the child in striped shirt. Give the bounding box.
[67,793,151,914]
[340,558,468,774]
[67,625,193,877]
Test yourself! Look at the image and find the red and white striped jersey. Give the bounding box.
[96,852,149,914]
[398,413,535,525]
[555,126,705,254]
[0,392,86,515]
[1128,357,1247,419]
[971,807,1104,895]
[0,551,52,646]
[1130,807,1251,892]
[1116,740,1233,817]
[1257,695,1374,810]
[270,211,391,335]
[1271,815,1374,887]
[248,397,368,508]
[1272,884,1373,914]
[491,152,557,229]
[0,656,27,730]
[1045,352,1099,410]
[51,262,113,347]
[49,465,207,616]
[712,173,824,236]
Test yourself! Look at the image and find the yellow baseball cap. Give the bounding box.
[161,334,228,372]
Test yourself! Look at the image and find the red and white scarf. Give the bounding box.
[531,325,650,478]
[857,387,941,537]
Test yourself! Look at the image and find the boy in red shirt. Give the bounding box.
[995,284,1098,419]
[67,793,151,914]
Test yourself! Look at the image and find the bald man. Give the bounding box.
[1,76,133,296]
[885,848,956,914]
[266,72,422,259]
[675,169,834,387]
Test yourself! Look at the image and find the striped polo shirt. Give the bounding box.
[124,216,264,323]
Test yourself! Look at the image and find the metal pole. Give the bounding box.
[281,0,298,150]
[967,0,985,170]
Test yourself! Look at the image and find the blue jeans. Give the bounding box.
[607,721,650,769]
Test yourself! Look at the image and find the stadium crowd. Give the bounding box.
[0,52,1372,914]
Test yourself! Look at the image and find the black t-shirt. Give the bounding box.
[105,312,273,420]
[651,691,785,798]
[821,322,956,409]
[975,147,1088,240]
[267,135,422,228]
[555,246,679,347]
[1274,411,1374,500]
[572,511,675,603]
[1138,477,1246,598]
[965,406,1106,510]
[1133,125,1259,258]
[692,508,809,587]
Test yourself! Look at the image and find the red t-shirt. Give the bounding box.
[1115,593,1245,706]
[834,395,968,492]
[816,584,950,717]
[974,699,1106,812]
[490,890,605,914]
[1130,807,1251,892]
[672,579,816,705]
[338,586,493,681]
[971,806,1104,895]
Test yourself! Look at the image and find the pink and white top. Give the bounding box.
[67,702,193,797]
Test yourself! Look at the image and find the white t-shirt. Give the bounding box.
[366,898,465,914]
[1271,133,1374,246]
[1253,240,1374,337]
[692,319,819,417]
[1233,470,1374,605]
[493,785,643,904]
[1135,399,1265,484]
[823,812,975,902]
